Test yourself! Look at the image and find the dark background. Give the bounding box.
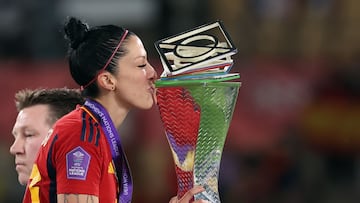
[0,0,359,202]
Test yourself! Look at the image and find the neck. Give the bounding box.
[93,96,129,128]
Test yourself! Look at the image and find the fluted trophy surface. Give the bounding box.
[156,82,240,202]
[154,20,240,202]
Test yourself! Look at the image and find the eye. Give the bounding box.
[24,130,36,138]
[24,133,34,138]
[138,64,146,68]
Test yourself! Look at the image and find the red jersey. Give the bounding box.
[23,106,118,202]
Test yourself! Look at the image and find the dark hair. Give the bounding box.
[64,17,135,98]
[15,88,85,125]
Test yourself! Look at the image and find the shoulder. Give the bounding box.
[48,108,106,161]
[55,108,83,129]
[52,108,103,147]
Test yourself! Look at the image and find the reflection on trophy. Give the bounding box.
[155,21,241,202]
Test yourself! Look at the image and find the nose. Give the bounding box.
[147,63,158,82]
[10,136,24,155]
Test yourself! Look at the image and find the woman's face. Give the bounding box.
[114,35,157,110]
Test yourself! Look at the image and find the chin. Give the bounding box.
[139,101,154,110]
[19,176,28,185]
[142,103,154,110]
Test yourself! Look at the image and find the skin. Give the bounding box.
[94,35,157,128]
[169,186,210,203]
[10,105,52,185]
[111,35,157,111]
[58,35,208,203]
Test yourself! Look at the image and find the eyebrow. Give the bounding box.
[134,55,147,59]
[133,56,147,64]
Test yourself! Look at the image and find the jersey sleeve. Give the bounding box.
[52,118,104,195]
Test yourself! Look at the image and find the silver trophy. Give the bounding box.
[155,21,241,202]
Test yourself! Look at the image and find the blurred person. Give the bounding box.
[10,88,85,185]
[22,17,207,203]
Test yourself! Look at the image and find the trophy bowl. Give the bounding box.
[156,81,240,202]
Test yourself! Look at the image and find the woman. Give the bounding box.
[22,17,207,203]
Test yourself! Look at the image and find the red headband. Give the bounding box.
[81,29,129,91]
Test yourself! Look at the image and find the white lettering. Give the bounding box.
[88,102,120,156]
[69,168,85,176]
[122,173,128,195]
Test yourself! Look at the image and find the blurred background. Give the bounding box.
[1,0,359,202]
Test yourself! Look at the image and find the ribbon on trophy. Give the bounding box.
[154,20,241,203]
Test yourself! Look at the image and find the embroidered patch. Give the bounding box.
[66,146,90,180]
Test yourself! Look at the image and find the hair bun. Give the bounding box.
[64,17,89,49]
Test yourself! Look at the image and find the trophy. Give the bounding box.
[155,21,241,202]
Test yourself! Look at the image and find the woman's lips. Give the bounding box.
[149,86,157,104]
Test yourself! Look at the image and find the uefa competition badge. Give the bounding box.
[155,20,241,202]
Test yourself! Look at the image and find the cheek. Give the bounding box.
[117,71,149,99]
[26,137,44,157]
[120,70,145,83]
[121,71,147,89]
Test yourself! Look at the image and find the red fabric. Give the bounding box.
[23,107,118,202]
